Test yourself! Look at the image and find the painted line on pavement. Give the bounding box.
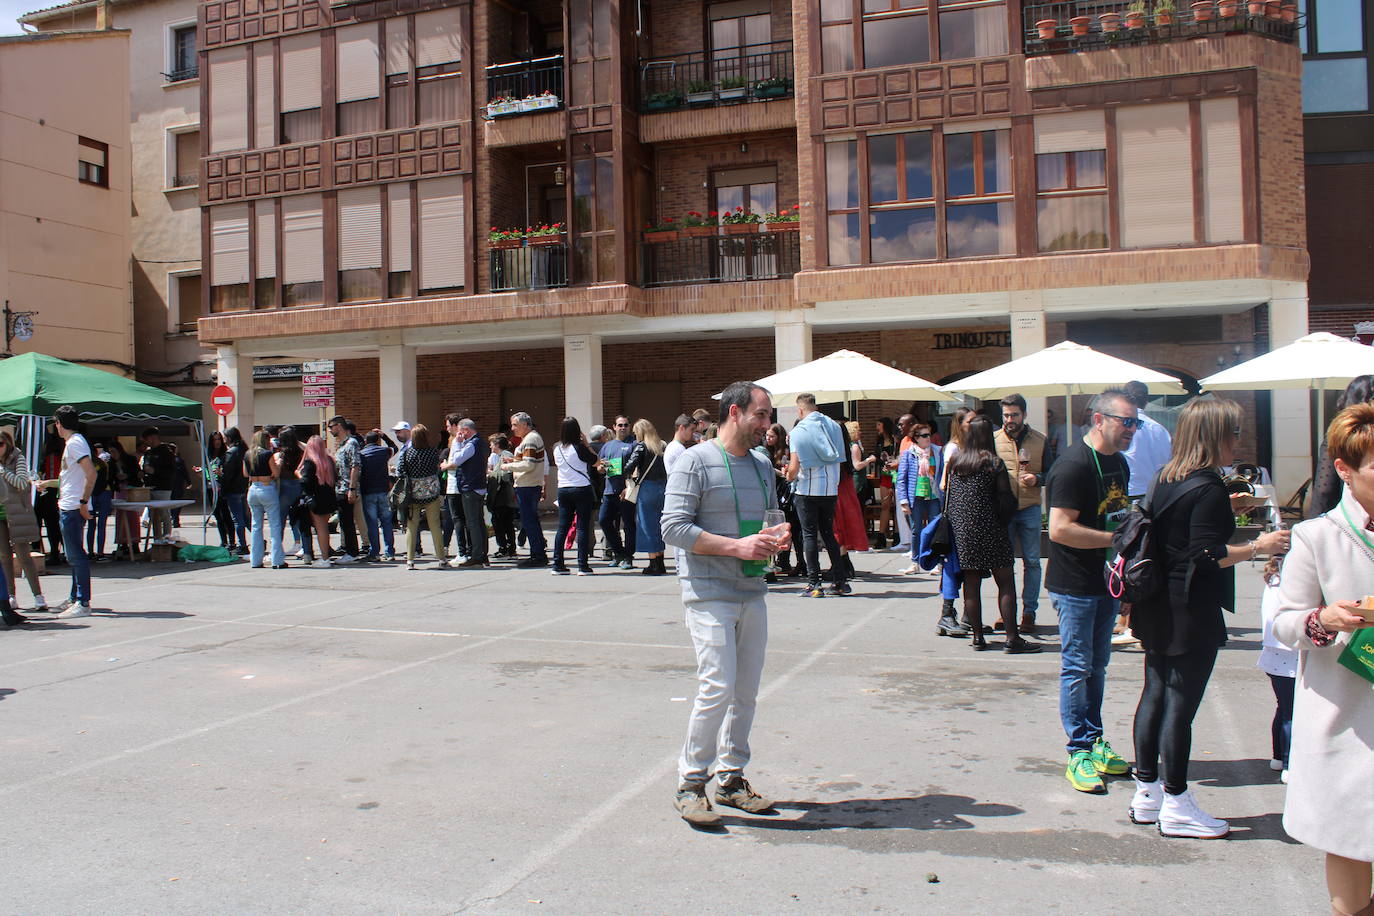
[0,580,665,798]
[452,597,898,915]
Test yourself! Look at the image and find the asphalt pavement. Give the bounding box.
[1,535,1316,915]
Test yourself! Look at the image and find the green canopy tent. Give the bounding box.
[0,353,209,544]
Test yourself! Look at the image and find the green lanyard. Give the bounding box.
[1340,501,1374,555]
[716,442,769,528]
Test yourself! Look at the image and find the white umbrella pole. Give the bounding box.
[1065,394,1072,449]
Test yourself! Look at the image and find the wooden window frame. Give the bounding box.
[819,0,1009,73]
[77,136,109,188]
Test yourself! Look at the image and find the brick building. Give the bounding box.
[188,0,1313,491]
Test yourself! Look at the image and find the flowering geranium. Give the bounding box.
[489,226,524,242]
[525,222,566,237]
[644,215,678,233]
[720,205,761,225]
[764,204,801,223]
[682,210,711,228]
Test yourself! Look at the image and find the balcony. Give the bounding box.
[162,66,199,83]
[1023,0,1301,54]
[639,229,800,287]
[638,41,793,114]
[484,55,564,119]
[489,241,570,292]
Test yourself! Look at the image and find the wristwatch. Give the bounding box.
[79,498,89,505]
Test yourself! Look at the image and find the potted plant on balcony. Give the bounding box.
[1280,1,1297,20]
[1036,18,1059,39]
[486,96,520,118]
[763,204,801,232]
[752,75,793,99]
[1218,0,1239,16]
[643,217,680,243]
[526,221,566,246]
[1098,10,1123,31]
[1246,0,1265,14]
[1069,14,1093,34]
[1154,0,1177,24]
[686,79,715,105]
[644,89,685,112]
[717,76,748,102]
[523,90,561,112]
[1263,0,1282,17]
[721,205,762,235]
[489,226,524,249]
[1124,2,1148,27]
[683,211,717,237]
[1190,0,1214,19]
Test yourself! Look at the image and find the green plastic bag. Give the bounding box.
[177,544,239,563]
[1338,627,1374,687]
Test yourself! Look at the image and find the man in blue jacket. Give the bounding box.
[598,416,637,568]
[785,393,848,598]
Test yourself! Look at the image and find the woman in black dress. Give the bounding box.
[944,416,1041,654]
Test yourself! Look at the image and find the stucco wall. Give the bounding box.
[0,30,134,367]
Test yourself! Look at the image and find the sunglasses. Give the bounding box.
[1100,412,1143,430]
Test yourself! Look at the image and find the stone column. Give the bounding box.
[216,345,255,432]
[378,339,418,428]
[1009,293,1049,436]
[564,333,603,431]
[774,310,813,429]
[1268,283,1311,498]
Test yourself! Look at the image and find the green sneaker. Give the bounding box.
[1066,749,1105,793]
[1091,737,1130,776]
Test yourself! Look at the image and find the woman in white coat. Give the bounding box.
[1275,401,1374,916]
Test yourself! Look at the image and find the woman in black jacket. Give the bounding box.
[221,427,250,554]
[1128,396,1290,838]
[297,435,340,568]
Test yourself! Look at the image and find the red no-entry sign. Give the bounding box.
[211,384,236,417]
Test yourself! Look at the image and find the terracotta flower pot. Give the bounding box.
[1125,11,1147,28]
[526,233,566,247]
[765,222,800,232]
[1098,11,1122,30]
[1156,9,1175,24]
[1218,0,1238,16]
[1246,0,1265,14]
[1280,2,1297,21]
[1191,0,1214,19]
[724,223,759,235]
[1069,14,1092,34]
[490,238,523,249]
[685,226,717,237]
[1264,0,1282,17]
[644,230,679,243]
[1036,18,1058,39]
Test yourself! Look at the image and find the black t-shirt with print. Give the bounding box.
[1045,438,1131,597]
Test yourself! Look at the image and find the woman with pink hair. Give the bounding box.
[297,435,341,568]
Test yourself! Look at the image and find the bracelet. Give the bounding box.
[1249,539,1259,561]
[1305,608,1336,647]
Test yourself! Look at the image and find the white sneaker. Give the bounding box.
[293,549,305,559]
[1128,777,1163,824]
[56,603,92,619]
[1280,769,1289,784]
[33,595,47,611]
[1268,758,1284,771]
[900,564,919,575]
[310,559,331,569]
[889,543,910,552]
[334,554,357,565]
[1158,788,1230,839]
[1111,631,1141,646]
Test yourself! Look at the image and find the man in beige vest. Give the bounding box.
[994,393,1053,633]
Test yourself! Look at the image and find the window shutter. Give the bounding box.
[211,204,250,285]
[942,118,1011,135]
[77,140,106,165]
[338,187,383,270]
[282,194,324,283]
[385,16,411,75]
[1118,102,1194,248]
[208,47,249,152]
[1034,110,1106,154]
[1201,98,1244,243]
[280,34,321,113]
[175,131,199,182]
[337,23,381,102]
[418,176,464,289]
[254,44,275,147]
[256,201,277,278]
[388,183,412,272]
[414,8,461,67]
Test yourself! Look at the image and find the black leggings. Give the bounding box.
[1132,646,1218,793]
[795,494,844,587]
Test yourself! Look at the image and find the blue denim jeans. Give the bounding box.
[361,491,395,558]
[905,498,939,562]
[225,492,249,548]
[247,481,285,568]
[1007,504,1043,617]
[277,479,303,551]
[516,485,547,560]
[59,508,91,605]
[1051,591,1119,754]
[555,486,596,571]
[85,489,114,555]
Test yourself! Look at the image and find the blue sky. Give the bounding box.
[1,0,43,34]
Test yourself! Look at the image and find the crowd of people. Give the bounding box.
[5,376,1373,916]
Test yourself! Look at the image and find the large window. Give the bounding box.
[868,131,936,262]
[944,127,1013,258]
[1302,0,1370,112]
[820,0,1007,73]
[1036,150,1107,251]
[338,187,384,301]
[210,204,250,312]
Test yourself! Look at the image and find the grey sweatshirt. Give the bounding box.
[661,440,777,603]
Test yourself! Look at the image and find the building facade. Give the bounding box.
[188,0,1311,490]
[22,0,216,417]
[0,27,134,371]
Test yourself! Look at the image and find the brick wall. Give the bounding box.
[647,0,793,60]
[1305,163,1374,307]
[1256,52,1307,251]
[335,357,381,432]
[651,130,800,221]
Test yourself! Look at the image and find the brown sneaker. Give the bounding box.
[714,773,773,813]
[674,782,722,826]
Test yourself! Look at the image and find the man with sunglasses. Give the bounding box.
[598,416,638,568]
[1046,388,1137,794]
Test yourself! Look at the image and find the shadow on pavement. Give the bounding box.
[1191,757,1285,790]
[0,688,14,701]
[731,794,1024,831]
[1222,811,1298,843]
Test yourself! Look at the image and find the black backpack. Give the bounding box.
[1106,475,1213,605]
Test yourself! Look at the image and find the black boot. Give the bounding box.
[937,599,970,637]
[2,605,28,626]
